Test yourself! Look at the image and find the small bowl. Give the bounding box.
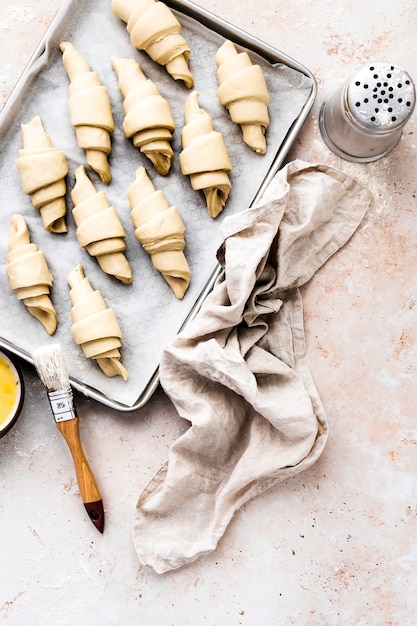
[0,350,24,438]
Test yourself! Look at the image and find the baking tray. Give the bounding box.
[0,0,316,411]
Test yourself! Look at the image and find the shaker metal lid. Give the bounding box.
[346,62,415,131]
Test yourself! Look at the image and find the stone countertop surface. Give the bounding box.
[1,1,416,624]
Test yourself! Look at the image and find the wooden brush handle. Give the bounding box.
[56,417,101,504]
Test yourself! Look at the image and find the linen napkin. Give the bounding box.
[132,159,373,574]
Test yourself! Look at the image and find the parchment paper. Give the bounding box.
[0,0,314,408]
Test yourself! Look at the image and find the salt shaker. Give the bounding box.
[319,62,415,162]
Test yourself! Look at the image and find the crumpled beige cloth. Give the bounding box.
[133,159,373,574]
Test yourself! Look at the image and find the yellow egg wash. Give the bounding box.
[0,355,18,425]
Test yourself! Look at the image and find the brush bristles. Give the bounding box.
[32,343,71,392]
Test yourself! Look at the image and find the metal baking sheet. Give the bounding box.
[0,0,316,411]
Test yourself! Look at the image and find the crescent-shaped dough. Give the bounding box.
[112,56,176,175]
[68,264,128,380]
[127,165,190,299]
[179,91,232,218]
[60,41,114,183]
[15,115,68,233]
[71,165,132,284]
[215,40,270,154]
[6,214,57,335]
[112,0,194,88]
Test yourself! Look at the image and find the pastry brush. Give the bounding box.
[32,343,104,533]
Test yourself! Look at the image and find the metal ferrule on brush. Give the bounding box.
[47,388,76,423]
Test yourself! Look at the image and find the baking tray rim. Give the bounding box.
[0,0,317,412]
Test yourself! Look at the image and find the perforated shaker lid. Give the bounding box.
[346,62,415,131]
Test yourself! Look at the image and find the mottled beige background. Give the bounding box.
[1,1,416,625]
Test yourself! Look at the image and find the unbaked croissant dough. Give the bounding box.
[60,41,114,183]
[6,214,57,335]
[71,165,132,284]
[127,166,190,299]
[215,40,270,154]
[15,115,68,233]
[112,0,194,88]
[179,91,232,218]
[112,56,176,176]
[68,264,128,380]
